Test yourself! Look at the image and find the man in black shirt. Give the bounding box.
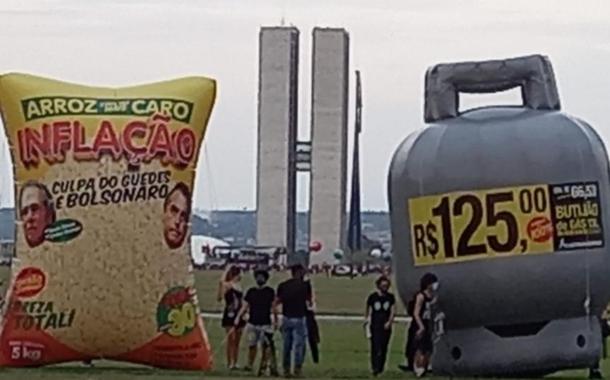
[236,268,278,375]
[275,264,311,378]
[365,276,396,376]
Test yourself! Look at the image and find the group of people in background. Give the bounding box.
[365,273,439,378]
[217,263,440,378]
[217,264,319,378]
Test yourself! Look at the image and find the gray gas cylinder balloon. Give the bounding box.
[389,54,610,376]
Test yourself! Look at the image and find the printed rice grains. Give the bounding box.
[0,73,216,369]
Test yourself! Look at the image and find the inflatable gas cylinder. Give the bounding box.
[389,55,610,376]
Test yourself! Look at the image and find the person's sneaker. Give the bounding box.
[283,368,292,378]
[589,369,604,379]
[398,364,412,372]
[293,367,303,378]
[414,365,426,378]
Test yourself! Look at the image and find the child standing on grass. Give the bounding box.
[365,276,396,377]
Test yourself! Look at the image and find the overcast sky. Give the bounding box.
[1,0,610,211]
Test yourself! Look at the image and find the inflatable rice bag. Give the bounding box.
[0,73,216,369]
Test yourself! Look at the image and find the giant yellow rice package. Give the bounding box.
[0,73,215,369]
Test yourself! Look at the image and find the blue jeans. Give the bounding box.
[281,317,307,370]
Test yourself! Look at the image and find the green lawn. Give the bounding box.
[0,267,601,379]
[0,319,600,379]
[194,270,388,316]
[0,320,404,379]
[0,267,380,316]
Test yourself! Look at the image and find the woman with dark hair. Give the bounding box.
[218,265,246,369]
[412,272,439,377]
[365,275,396,376]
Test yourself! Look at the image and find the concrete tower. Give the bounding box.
[309,28,350,265]
[255,27,299,253]
[256,26,350,266]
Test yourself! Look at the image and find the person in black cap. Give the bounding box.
[236,268,278,375]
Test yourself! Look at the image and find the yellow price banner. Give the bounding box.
[408,182,603,266]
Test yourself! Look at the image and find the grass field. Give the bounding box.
[0,267,406,379]
[0,319,601,380]
[0,320,404,379]
[0,267,603,379]
[193,270,391,316]
[0,267,380,316]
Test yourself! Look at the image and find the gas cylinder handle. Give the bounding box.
[424,54,561,123]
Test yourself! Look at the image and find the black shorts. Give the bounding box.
[406,323,416,355]
[222,317,246,329]
[222,310,246,328]
[413,330,433,354]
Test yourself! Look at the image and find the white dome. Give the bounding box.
[190,235,229,265]
[370,248,382,258]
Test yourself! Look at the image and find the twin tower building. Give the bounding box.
[256,27,350,266]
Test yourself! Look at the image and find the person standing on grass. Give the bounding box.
[412,273,439,378]
[304,270,320,364]
[275,264,311,378]
[365,275,396,377]
[218,265,246,370]
[398,294,417,373]
[235,268,279,376]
